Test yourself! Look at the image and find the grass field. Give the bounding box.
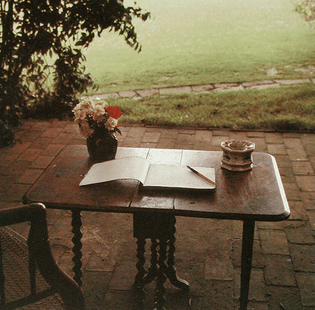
[84,0,315,94]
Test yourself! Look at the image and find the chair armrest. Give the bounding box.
[0,203,47,227]
[0,204,85,310]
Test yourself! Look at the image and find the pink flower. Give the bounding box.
[106,106,122,119]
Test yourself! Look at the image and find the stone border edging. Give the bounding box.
[86,78,314,100]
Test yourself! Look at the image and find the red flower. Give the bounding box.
[106,106,122,119]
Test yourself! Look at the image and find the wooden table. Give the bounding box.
[23,145,290,310]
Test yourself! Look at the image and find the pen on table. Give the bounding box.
[186,165,216,186]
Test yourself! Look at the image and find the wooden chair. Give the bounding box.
[0,203,85,309]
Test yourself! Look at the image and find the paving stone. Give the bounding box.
[229,132,248,140]
[103,290,136,310]
[2,142,31,154]
[304,143,315,156]
[53,132,76,144]
[304,144,315,156]
[211,135,229,147]
[16,168,43,184]
[202,280,234,310]
[139,142,158,148]
[273,155,292,168]
[281,180,302,201]
[108,258,136,291]
[267,144,287,155]
[29,121,51,131]
[301,133,315,145]
[286,200,309,220]
[285,221,315,244]
[41,143,66,156]
[160,86,192,95]
[232,239,264,268]
[85,244,120,273]
[204,240,233,280]
[264,254,296,286]
[126,126,146,135]
[176,133,195,145]
[246,137,267,152]
[242,80,274,87]
[290,244,315,272]
[266,286,303,310]
[214,82,239,89]
[214,85,244,92]
[118,90,138,98]
[276,79,311,85]
[265,132,284,144]
[136,88,159,97]
[0,161,31,177]
[296,272,315,307]
[0,152,21,167]
[194,130,212,141]
[247,83,280,90]
[287,148,308,161]
[278,166,294,177]
[296,175,315,191]
[82,272,111,309]
[247,131,266,138]
[120,137,141,147]
[18,129,42,142]
[159,128,179,139]
[41,127,64,138]
[157,138,177,149]
[141,132,161,143]
[31,155,55,169]
[283,138,304,149]
[307,210,315,230]
[259,230,290,255]
[234,268,267,302]
[1,183,30,202]
[246,302,269,310]
[291,161,314,175]
[16,148,41,162]
[191,84,214,92]
[194,140,211,150]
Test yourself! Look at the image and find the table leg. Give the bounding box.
[144,238,159,284]
[154,239,167,310]
[71,209,83,287]
[133,238,146,310]
[239,219,255,310]
[166,217,189,292]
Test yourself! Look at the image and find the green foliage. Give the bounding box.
[0,0,149,147]
[295,0,315,27]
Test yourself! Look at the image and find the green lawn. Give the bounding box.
[83,0,315,94]
[110,83,315,132]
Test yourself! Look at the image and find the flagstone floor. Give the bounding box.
[0,119,314,310]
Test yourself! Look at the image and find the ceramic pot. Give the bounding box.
[221,140,255,171]
[86,131,117,162]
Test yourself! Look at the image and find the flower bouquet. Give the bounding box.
[72,99,122,161]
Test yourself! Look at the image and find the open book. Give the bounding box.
[80,157,215,190]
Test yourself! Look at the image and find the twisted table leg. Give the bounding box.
[134,238,146,310]
[144,238,159,284]
[153,239,167,310]
[71,210,83,287]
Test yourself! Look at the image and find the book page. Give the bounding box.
[80,157,150,186]
[143,164,215,190]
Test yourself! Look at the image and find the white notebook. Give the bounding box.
[80,157,215,190]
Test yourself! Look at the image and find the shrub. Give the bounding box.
[0,0,149,147]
